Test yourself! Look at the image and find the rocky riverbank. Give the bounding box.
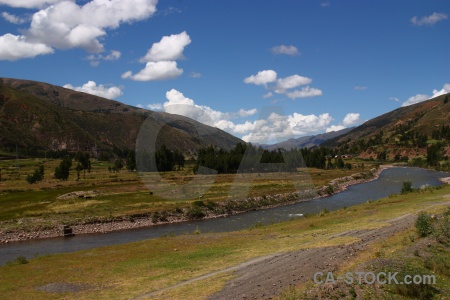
[0,166,390,244]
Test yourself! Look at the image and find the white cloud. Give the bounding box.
[321,2,330,7]
[136,104,144,108]
[147,103,163,111]
[244,70,277,86]
[189,72,201,78]
[140,31,191,63]
[353,85,368,90]
[0,33,54,61]
[1,12,28,24]
[237,108,257,117]
[87,50,121,61]
[86,50,121,66]
[1,0,158,59]
[342,113,360,126]
[432,83,450,98]
[0,0,62,9]
[245,69,322,100]
[122,61,183,81]
[326,125,346,133]
[411,12,448,26]
[262,92,273,98]
[270,45,299,56]
[402,94,429,107]
[286,86,323,99]
[275,74,312,93]
[390,97,400,102]
[401,83,450,107]
[63,81,123,99]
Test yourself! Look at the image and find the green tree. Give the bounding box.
[75,152,91,179]
[113,158,124,172]
[126,151,136,171]
[54,156,72,181]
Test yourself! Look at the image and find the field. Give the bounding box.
[0,157,377,234]
[0,181,449,299]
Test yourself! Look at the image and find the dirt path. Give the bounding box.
[136,200,450,300]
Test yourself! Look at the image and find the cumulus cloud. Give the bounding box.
[401,83,450,107]
[0,0,62,9]
[244,70,277,86]
[0,33,54,60]
[123,31,191,82]
[63,81,123,99]
[270,45,299,56]
[275,75,312,93]
[147,103,163,111]
[86,50,121,66]
[0,0,158,60]
[140,31,191,63]
[122,61,183,81]
[1,12,28,24]
[245,69,322,100]
[326,125,346,133]
[286,87,323,99]
[342,113,360,126]
[411,12,448,26]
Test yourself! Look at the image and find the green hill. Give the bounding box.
[0,78,242,157]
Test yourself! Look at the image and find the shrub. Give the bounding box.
[186,206,205,219]
[415,212,432,237]
[401,181,413,194]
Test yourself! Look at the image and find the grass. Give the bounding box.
[0,184,449,299]
[0,157,369,232]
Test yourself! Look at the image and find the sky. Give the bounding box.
[0,0,449,144]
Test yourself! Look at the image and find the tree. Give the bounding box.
[75,152,91,179]
[113,158,124,172]
[126,151,136,171]
[444,95,449,104]
[26,167,43,184]
[55,156,72,180]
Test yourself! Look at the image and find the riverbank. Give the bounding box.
[0,165,392,244]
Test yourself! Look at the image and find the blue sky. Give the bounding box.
[0,0,449,144]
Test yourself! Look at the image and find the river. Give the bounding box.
[0,167,448,265]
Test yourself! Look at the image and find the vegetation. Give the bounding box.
[25,165,44,184]
[0,184,449,299]
[401,180,413,194]
[54,156,72,181]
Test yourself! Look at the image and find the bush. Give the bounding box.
[415,212,432,237]
[401,181,413,194]
[186,206,205,219]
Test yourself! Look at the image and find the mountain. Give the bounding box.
[323,93,450,147]
[0,78,242,155]
[263,127,353,150]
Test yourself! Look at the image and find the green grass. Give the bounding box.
[0,157,371,232]
[0,184,449,299]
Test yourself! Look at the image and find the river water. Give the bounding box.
[0,167,448,265]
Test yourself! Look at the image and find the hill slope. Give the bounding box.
[324,94,450,146]
[0,78,242,155]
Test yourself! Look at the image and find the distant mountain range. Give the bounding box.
[0,78,242,155]
[262,127,353,150]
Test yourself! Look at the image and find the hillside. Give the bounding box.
[0,78,242,156]
[325,94,450,146]
[263,127,353,150]
[323,93,450,162]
